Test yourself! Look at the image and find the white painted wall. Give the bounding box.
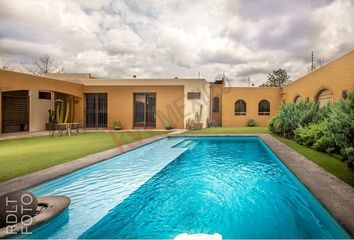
[183,80,210,128]
[29,90,54,132]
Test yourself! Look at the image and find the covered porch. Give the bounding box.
[1,89,82,134]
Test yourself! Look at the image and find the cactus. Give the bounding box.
[64,96,70,123]
[185,118,192,129]
[55,99,63,123]
[48,109,55,123]
[70,96,74,122]
[54,96,73,123]
[59,99,65,123]
[194,104,203,123]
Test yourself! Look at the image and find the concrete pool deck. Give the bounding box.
[0,133,353,236]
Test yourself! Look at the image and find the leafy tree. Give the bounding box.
[260,69,291,87]
[22,53,63,75]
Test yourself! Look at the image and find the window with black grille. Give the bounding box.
[258,100,270,115]
[234,100,246,115]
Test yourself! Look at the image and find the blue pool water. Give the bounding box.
[27,137,349,239]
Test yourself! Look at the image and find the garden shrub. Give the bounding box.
[268,115,282,135]
[294,122,337,154]
[269,101,324,138]
[270,91,354,168]
[326,91,354,168]
[246,119,256,127]
[294,124,322,147]
[312,132,337,154]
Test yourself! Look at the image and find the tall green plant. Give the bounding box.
[195,105,203,123]
[326,91,354,167]
[294,122,337,154]
[269,101,323,138]
[54,97,73,123]
[48,109,55,123]
[55,99,63,123]
[268,115,283,135]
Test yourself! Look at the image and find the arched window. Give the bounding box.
[212,97,219,113]
[294,95,302,104]
[234,100,246,115]
[316,89,333,107]
[258,100,270,115]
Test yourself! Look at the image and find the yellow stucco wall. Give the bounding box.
[221,51,354,127]
[1,70,202,133]
[282,50,354,103]
[222,87,282,127]
[84,85,185,129]
[0,69,85,133]
[0,69,84,97]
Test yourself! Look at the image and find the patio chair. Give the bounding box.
[48,122,58,137]
[56,124,67,136]
[71,123,80,135]
[76,120,86,134]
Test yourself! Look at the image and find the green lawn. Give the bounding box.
[0,131,167,182]
[185,127,354,187]
[274,136,354,187]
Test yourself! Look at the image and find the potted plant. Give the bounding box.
[193,105,203,130]
[112,121,123,130]
[246,119,256,127]
[185,118,193,130]
[165,121,175,130]
[46,109,57,130]
[48,109,55,123]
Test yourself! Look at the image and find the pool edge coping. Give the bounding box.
[1,133,353,236]
[173,133,354,236]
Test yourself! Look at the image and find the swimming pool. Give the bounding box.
[27,137,349,239]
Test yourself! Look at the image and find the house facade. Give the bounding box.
[0,50,353,135]
[0,71,210,133]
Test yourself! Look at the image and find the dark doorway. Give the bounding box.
[84,93,107,128]
[1,90,29,133]
[134,93,156,128]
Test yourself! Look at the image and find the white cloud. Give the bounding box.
[0,0,353,85]
[312,0,354,58]
[102,28,143,54]
[157,26,201,68]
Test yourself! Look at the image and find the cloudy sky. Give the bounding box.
[0,0,353,86]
